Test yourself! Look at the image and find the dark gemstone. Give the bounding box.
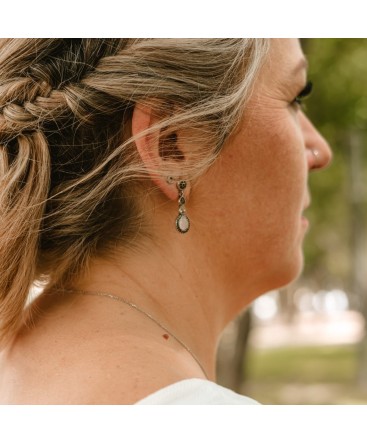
[179,196,186,205]
[178,180,187,190]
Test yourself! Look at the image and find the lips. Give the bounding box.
[303,194,311,211]
[301,195,311,229]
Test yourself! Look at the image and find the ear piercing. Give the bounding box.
[166,176,176,184]
[175,180,190,234]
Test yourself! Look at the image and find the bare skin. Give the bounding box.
[0,39,332,404]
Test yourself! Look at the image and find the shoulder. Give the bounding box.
[71,341,202,404]
[0,325,201,404]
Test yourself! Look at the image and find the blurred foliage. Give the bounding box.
[304,39,367,129]
[241,344,367,405]
[301,39,367,288]
[244,344,367,404]
[246,344,357,384]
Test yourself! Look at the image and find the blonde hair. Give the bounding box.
[0,38,270,346]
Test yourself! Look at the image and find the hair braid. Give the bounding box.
[0,39,129,345]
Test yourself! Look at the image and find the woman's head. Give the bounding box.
[0,38,270,345]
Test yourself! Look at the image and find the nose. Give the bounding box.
[300,112,333,171]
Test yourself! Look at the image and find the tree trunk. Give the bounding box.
[216,309,252,393]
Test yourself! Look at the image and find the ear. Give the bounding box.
[132,103,190,201]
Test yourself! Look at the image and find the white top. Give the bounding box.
[135,378,260,405]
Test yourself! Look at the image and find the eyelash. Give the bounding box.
[292,81,313,108]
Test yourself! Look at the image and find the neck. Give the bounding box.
[68,237,235,381]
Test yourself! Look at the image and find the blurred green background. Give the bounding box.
[217,38,367,404]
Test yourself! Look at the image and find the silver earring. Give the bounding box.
[175,180,190,234]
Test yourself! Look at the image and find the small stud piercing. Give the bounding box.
[166,176,176,184]
[310,148,320,167]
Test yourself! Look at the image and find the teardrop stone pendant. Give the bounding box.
[176,213,190,234]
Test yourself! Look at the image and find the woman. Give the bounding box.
[0,38,331,404]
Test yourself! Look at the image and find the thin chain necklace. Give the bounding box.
[60,288,209,380]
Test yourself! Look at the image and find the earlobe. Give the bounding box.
[132,103,190,201]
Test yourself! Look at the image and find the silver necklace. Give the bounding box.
[60,288,209,380]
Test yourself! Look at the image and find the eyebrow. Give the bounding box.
[292,58,309,75]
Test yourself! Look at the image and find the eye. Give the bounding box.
[292,81,313,109]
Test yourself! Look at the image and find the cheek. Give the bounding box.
[231,119,306,216]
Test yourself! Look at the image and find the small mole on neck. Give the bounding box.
[162,334,169,340]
